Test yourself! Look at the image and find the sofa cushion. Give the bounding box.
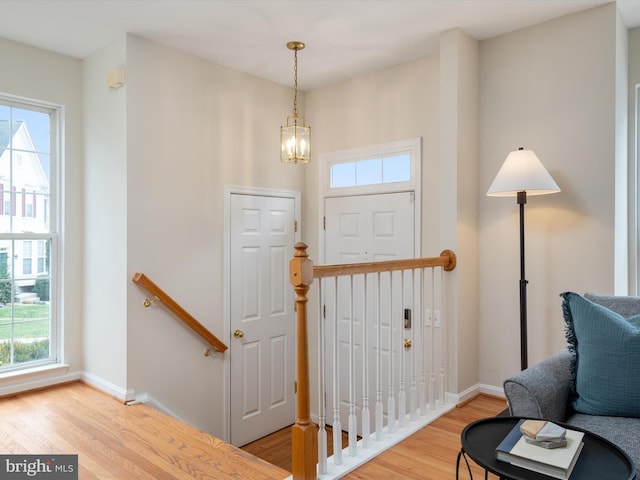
[561,292,640,417]
[566,413,640,473]
[584,292,640,318]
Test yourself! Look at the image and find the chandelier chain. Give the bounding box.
[293,48,299,116]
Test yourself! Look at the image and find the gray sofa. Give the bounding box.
[503,293,640,476]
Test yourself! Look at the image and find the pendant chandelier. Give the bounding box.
[280,41,311,164]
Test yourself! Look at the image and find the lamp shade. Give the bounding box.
[487,148,560,197]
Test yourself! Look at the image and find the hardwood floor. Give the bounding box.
[0,382,289,479]
[242,394,506,479]
[342,395,505,479]
[241,425,349,473]
[0,381,504,479]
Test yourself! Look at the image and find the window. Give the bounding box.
[329,154,411,189]
[0,95,57,372]
[323,137,420,196]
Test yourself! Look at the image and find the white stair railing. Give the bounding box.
[289,244,457,480]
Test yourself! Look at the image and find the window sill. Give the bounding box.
[0,363,77,396]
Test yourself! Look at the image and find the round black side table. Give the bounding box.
[457,417,636,480]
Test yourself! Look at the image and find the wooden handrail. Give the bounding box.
[312,249,456,278]
[132,273,228,353]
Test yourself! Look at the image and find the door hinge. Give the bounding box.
[323,216,326,230]
[323,305,326,318]
[294,381,297,394]
[294,220,298,233]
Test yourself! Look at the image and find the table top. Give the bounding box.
[461,417,636,480]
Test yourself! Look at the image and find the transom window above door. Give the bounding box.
[330,154,411,188]
[321,137,420,196]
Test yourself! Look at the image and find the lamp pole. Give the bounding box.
[517,190,528,371]
[487,147,560,373]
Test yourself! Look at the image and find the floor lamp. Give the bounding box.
[487,148,560,371]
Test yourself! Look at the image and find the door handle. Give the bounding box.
[233,329,245,339]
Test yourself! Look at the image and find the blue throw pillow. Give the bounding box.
[561,292,640,417]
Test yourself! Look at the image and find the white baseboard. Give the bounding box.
[127,391,187,423]
[478,383,505,399]
[81,371,135,402]
[449,383,505,404]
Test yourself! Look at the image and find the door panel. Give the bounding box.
[230,194,295,446]
[326,192,414,262]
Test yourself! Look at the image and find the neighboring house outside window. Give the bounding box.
[0,96,57,372]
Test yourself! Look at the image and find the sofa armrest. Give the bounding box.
[503,349,573,423]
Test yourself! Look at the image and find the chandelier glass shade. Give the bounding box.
[281,41,310,164]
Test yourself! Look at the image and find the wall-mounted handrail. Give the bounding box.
[132,273,228,353]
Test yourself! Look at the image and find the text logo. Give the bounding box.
[0,455,77,479]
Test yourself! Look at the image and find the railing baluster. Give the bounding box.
[361,274,370,449]
[398,271,406,428]
[318,278,328,474]
[419,268,427,415]
[440,266,446,407]
[348,275,357,457]
[429,267,436,411]
[409,269,417,421]
[332,276,342,466]
[375,272,383,441]
[387,271,396,434]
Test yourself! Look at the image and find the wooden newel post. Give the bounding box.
[289,242,318,480]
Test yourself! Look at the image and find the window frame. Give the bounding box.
[0,93,61,373]
[321,137,421,198]
[633,85,640,296]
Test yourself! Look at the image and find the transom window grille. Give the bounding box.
[0,95,58,372]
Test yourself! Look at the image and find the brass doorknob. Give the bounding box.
[233,329,244,339]
[404,338,412,349]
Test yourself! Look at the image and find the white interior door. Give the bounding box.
[229,193,296,446]
[324,191,415,434]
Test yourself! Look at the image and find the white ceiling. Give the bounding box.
[2,0,640,90]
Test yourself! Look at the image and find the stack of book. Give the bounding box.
[495,419,584,480]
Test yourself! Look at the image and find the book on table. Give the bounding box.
[495,419,585,480]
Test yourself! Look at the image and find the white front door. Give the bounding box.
[229,193,296,446]
[324,191,415,434]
